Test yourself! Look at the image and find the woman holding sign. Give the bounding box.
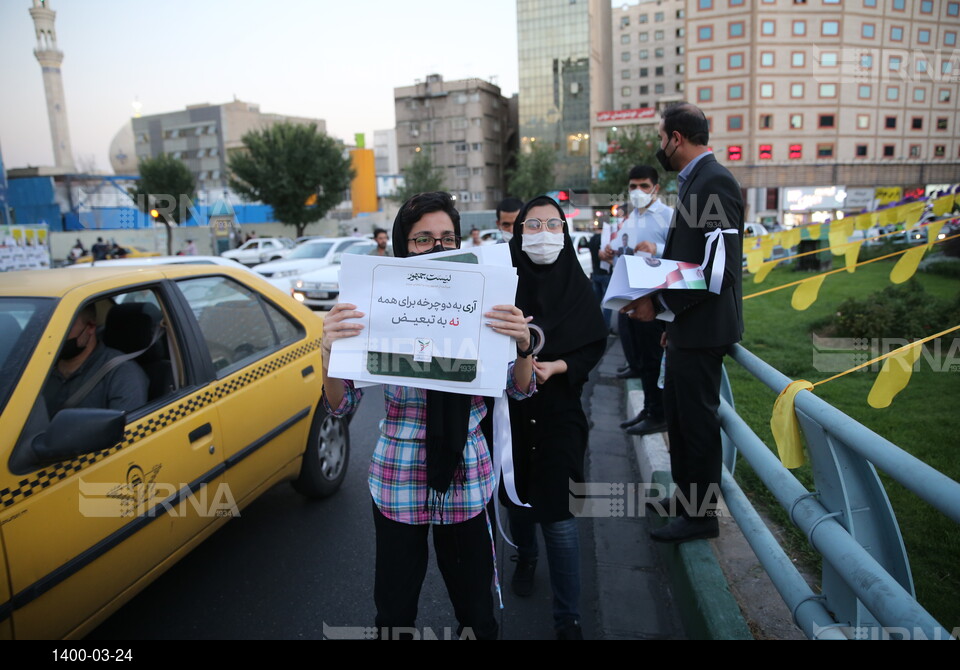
[504,195,607,640]
[320,192,536,640]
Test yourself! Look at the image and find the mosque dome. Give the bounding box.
[108,121,138,175]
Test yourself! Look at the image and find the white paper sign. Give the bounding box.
[602,253,707,311]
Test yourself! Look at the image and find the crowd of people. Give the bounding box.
[315,100,745,639]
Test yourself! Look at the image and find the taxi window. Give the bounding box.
[177,276,304,375]
[0,298,56,414]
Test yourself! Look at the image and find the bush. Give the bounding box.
[922,260,960,279]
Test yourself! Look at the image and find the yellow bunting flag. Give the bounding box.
[955,193,960,210]
[791,274,826,311]
[844,240,863,273]
[933,195,954,216]
[806,224,821,240]
[903,202,925,227]
[854,213,873,231]
[889,244,926,284]
[781,227,801,249]
[881,205,903,226]
[760,235,774,258]
[841,219,854,238]
[927,220,945,248]
[746,249,764,274]
[867,344,922,409]
[827,225,848,256]
[753,261,777,283]
[771,380,814,469]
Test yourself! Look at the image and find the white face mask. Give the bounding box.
[522,230,564,265]
[629,189,653,210]
[501,230,513,243]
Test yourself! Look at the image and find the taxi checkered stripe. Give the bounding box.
[0,338,322,509]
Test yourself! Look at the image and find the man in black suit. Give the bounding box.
[620,102,744,544]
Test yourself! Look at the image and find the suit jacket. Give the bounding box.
[660,153,744,349]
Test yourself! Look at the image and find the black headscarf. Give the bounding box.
[391,192,472,516]
[508,196,607,358]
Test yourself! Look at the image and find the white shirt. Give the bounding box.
[622,198,673,258]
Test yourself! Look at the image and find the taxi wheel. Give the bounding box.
[292,404,349,498]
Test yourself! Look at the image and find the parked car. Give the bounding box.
[291,241,378,310]
[220,237,295,266]
[0,265,349,639]
[73,245,160,265]
[251,237,366,291]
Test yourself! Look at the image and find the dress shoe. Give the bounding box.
[616,368,641,379]
[619,409,649,429]
[556,620,583,640]
[644,493,677,517]
[625,416,667,436]
[511,556,537,597]
[649,516,719,544]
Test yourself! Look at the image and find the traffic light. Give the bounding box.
[557,189,570,203]
[149,208,160,223]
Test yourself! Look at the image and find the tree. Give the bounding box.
[393,148,445,202]
[129,153,196,255]
[591,126,669,202]
[507,142,557,201]
[228,122,354,239]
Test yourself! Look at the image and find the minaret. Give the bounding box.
[29,0,75,171]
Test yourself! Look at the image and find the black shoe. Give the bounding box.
[619,409,649,429]
[616,364,631,373]
[616,368,641,379]
[511,556,536,597]
[644,493,677,517]
[649,516,719,544]
[625,416,667,436]
[556,620,583,640]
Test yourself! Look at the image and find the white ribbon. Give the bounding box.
[491,393,531,551]
[700,227,739,295]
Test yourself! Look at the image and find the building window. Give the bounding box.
[820,52,838,67]
[860,54,873,69]
[621,34,631,44]
[728,146,743,161]
[885,116,897,129]
[859,84,872,99]
[883,145,895,157]
[640,85,649,94]
[729,53,744,69]
[621,52,631,62]
[949,2,960,16]
[912,117,923,130]
[890,26,904,41]
[698,86,713,102]
[920,0,934,11]
[699,0,713,9]
[639,32,649,42]
[730,0,745,5]
[918,29,931,44]
[621,86,632,97]
[699,26,713,40]
[676,82,685,92]
[655,66,664,76]
[639,13,648,23]
[790,114,803,129]
[817,144,834,158]
[792,52,805,67]
[893,0,905,9]
[655,83,665,94]
[945,32,957,46]
[620,16,630,28]
[677,27,686,37]
[655,11,664,21]
[676,46,685,55]
[856,145,868,158]
[639,49,649,59]
[942,61,954,75]
[760,114,773,129]
[791,83,805,98]
[762,20,776,35]
[760,83,774,98]
[728,115,743,131]
[730,84,744,99]
[864,0,877,6]
[823,21,839,36]
[934,145,946,157]
[655,47,664,58]
[917,60,928,73]
[819,83,837,97]
[793,20,806,36]
[640,67,649,77]
[819,114,835,128]
[655,30,664,40]
[937,117,948,130]
[889,56,902,71]
[759,145,773,160]
[760,52,774,67]
[729,21,745,38]
[939,89,951,102]
[862,23,875,39]
[622,69,631,79]
[698,56,713,71]
[914,88,926,102]
[789,144,803,159]
[857,114,870,129]
[909,145,921,158]
[886,85,900,101]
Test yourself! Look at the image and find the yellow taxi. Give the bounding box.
[0,265,348,639]
[72,245,161,265]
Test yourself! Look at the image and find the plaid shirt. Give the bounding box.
[324,365,535,525]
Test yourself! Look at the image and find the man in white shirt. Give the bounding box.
[600,165,673,435]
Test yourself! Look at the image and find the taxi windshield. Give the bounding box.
[0,297,57,414]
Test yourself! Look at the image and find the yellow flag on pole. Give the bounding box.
[771,380,814,469]
[867,344,922,408]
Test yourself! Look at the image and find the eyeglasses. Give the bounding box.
[522,218,564,232]
[408,234,460,252]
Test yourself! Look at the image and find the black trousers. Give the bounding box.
[662,343,726,517]
[619,313,665,418]
[372,500,498,640]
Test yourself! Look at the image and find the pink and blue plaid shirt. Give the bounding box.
[324,366,535,525]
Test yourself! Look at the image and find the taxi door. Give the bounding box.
[0,281,227,639]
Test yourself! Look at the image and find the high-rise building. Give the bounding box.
[612,0,687,111]
[394,74,512,211]
[685,0,960,199]
[517,0,612,190]
[131,100,326,192]
[29,0,75,172]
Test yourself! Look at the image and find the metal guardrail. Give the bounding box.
[718,343,960,640]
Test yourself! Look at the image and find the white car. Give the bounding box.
[253,237,366,292]
[292,241,378,310]
[221,237,296,266]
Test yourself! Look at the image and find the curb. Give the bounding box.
[625,378,753,640]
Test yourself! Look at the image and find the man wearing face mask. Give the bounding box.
[621,102,744,545]
[600,167,672,439]
[43,305,149,418]
[495,197,524,244]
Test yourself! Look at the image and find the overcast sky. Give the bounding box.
[0,0,522,173]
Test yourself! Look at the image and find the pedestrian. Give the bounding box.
[69,238,86,263]
[183,239,198,256]
[461,227,484,248]
[319,191,537,640]
[620,102,744,543]
[494,198,524,244]
[504,195,607,640]
[91,237,108,261]
[368,228,393,256]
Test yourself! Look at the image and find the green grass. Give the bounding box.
[729,253,960,630]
